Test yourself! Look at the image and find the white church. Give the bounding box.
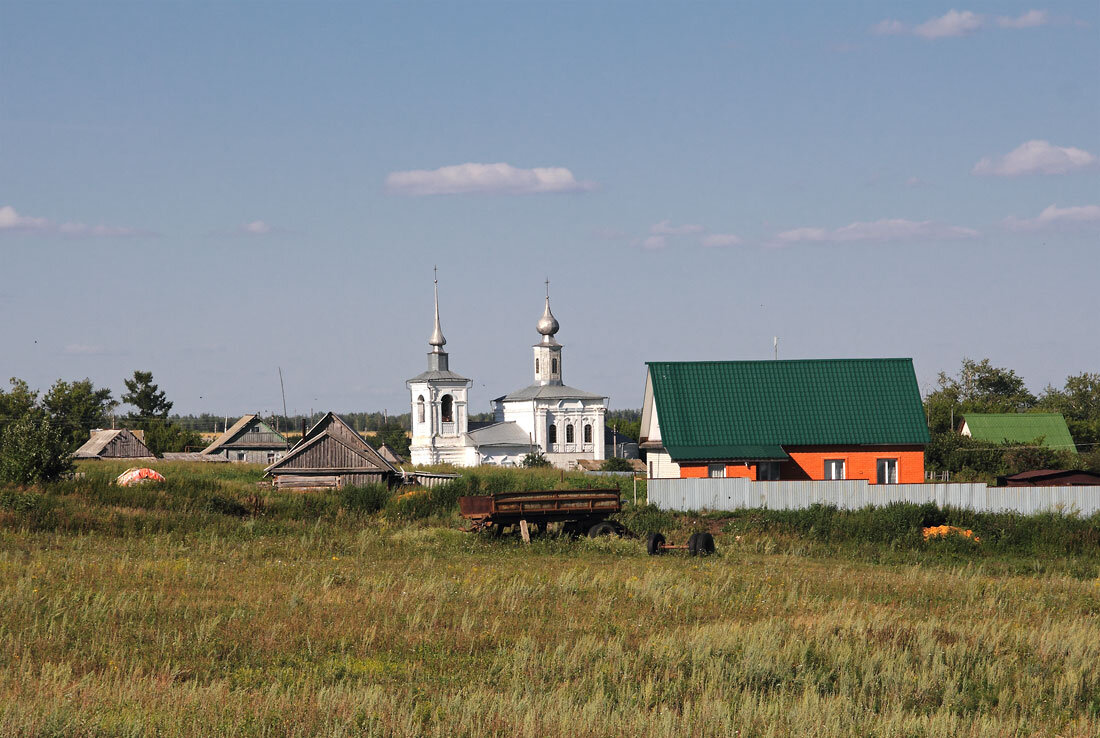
[407,276,607,469]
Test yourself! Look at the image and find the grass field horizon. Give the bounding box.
[1,461,1098,736]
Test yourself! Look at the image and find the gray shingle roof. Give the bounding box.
[496,384,606,402]
[466,421,532,447]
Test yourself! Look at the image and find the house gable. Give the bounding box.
[202,414,287,455]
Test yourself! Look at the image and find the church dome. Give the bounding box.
[536,296,559,337]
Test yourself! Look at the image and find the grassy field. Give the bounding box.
[0,462,1098,736]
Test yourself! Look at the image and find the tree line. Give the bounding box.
[0,371,201,483]
[924,358,1100,481]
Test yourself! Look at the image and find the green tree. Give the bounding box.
[121,370,172,419]
[0,415,72,484]
[924,358,1037,435]
[521,451,551,468]
[141,420,203,456]
[42,379,117,449]
[1038,372,1100,450]
[0,378,41,438]
[601,456,635,472]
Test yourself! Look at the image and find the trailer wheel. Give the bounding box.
[687,532,700,556]
[696,532,716,556]
[646,532,666,556]
[588,522,617,538]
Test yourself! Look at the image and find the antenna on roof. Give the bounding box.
[278,367,289,448]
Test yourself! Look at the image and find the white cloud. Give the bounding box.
[874,9,1052,39]
[0,205,149,237]
[915,9,984,38]
[640,235,667,250]
[241,220,273,235]
[700,233,744,248]
[972,140,1097,176]
[64,343,106,355]
[774,218,979,244]
[871,19,906,35]
[650,219,704,236]
[385,162,595,196]
[1004,203,1100,230]
[996,10,1049,29]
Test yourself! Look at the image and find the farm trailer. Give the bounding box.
[458,489,626,538]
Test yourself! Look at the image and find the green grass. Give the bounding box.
[0,462,1097,736]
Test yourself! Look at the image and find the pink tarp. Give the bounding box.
[116,467,166,486]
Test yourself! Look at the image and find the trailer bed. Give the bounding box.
[459,489,621,532]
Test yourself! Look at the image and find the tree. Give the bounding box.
[42,379,117,449]
[121,371,172,419]
[601,456,635,472]
[1039,372,1100,450]
[0,378,41,439]
[924,358,1037,434]
[0,415,72,484]
[521,451,551,468]
[141,420,202,456]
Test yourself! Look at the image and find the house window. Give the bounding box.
[417,396,425,424]
[441,394,453,423]
[236,451,246,461]
[708,463,726,478]
[876,458,898,485]
[548,424,557,445]
[584,424,592,443]
[551,358,558,374]
[756,462,780,480]
[566,424,574,443]
[824,459,845,480]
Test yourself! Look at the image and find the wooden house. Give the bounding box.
[200,414,288,463]
[73,429,156,461]
[640,358,930,483]
[263,412,398,489]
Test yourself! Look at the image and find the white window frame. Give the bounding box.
[824,459,845,480]
[707,463,726,478]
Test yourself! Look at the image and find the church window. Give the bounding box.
[548,424,557,445]
[417,396,425,424]
[584,424,592,443]
[441,395,454,423]
[551,358,558,374]
[566,424,574,443]
[535,358,539,374]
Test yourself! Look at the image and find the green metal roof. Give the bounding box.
[647,358,930,462]
[962,413,1077,452]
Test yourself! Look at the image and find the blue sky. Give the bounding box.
[2,1,1097,416]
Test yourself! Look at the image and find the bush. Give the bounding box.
[600,457,635,472]
[0,416,73,484]
[339,483,392,514]
[521,452,550,468]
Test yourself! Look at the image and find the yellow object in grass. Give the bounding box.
[922,525,980,543]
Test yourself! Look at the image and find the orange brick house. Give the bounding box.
[640,359,929,484]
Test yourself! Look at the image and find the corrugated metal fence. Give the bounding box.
[647,478,1100,516]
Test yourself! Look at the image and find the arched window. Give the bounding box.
[548,424,557,445]
[441,394,453,423]
[417,396,425,424]
[551,358,558,374]
[584,424,592,443]
[535,358,539,374]
[566,424,574,443]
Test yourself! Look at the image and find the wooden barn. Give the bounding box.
[73,429,156,461]
[263,412,398,489]
[200,414,288,463]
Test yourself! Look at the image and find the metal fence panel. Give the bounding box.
[647,478,1100,515]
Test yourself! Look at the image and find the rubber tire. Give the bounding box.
[696,532,716,556]
[687,532,700,556]
[646,532,666,556]
[588,522,617,538]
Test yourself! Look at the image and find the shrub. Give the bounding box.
[600,457,635,472]
[0,416,73,484]
[339,483,392,513]
[521,452,550,468]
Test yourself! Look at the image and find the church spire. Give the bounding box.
[536,277,560,345]
[427,267,450,372]
[429,266,446,352]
